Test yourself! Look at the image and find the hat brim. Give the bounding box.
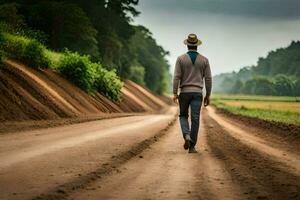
[184,39,202,46]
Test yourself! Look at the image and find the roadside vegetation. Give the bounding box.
[0,1,170,95]
[0,31,122,101]
[58,51,122,101]
[0,32,51,68]
[212,95,300,125]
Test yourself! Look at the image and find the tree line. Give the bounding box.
[213,41,300,96]
[0,0,170,94]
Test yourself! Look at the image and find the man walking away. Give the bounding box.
[173,33,212,153]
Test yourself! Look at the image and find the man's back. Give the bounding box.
[173,51,212,96]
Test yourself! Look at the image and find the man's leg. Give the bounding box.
[178,93,192,139]
[190,93,203,148]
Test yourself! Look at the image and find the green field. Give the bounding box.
[212,94,300,125]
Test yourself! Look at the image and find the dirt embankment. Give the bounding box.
[0,60,170,132]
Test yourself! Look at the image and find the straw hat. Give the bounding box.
[184,33,202,46]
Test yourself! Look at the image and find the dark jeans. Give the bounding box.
[178,92,203,147]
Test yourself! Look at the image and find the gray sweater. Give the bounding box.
[173,51,212,96]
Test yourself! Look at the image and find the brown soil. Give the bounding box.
[67,107,299,200]
[1,60,298,199]
[119,80,168,112]
[0,106,299,200]
[204,107,300,200]
[0,113,135,134]
[0,107,177,200]
[0,60,168,130]
[215,107,300,147]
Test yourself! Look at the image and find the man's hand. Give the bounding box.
[204,95,210,107]
[173,95,179,104]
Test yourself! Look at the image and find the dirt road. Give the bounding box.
[0,108,176,200]
[1,106,299,200]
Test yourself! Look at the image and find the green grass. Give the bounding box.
[213,94,300,102]
[212,96,300,125]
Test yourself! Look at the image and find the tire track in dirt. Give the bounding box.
[203,108,300,200]
[70,120,242,200]
[0,116,168,169]
[206,107,300,176]
[2,106,299,200]
[0,110,176,200]
[28,114,177,200]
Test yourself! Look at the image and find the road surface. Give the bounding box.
[0,106,299,200]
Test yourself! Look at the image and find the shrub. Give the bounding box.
[58,51,96,93]
[94,63,123,101]
[44,49,62,69]
[58,51,123,100]
[0,33,50,68]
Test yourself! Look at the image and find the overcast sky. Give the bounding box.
[134,0,300,75]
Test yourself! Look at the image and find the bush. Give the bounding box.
[58,51,96,93]
[58,51,123,100]
[0,33,50,68]
[44,49,62,69]
[94,63,123,101]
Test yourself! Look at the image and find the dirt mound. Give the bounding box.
[0,60,169,122]
[120,80,169,112]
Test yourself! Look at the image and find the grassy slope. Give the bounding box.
[212,95,300,125]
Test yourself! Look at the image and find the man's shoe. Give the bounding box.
[188,147,198,153]
[183,134,191,150]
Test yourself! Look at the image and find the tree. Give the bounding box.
[241,76,274,95]
[231,79,243,94]
[213,40,300,96]
[128,25,170,94]
[273,74,294,96]
[0,3,25,31]
[21,2,99,58]
[0,0,171,94]
[220,77,235,93]
[128,64,145,85]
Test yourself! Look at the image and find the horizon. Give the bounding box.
[134,0,300,76]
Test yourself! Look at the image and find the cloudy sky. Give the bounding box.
[134,0,300,75]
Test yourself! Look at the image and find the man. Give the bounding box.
[173,33,212,153]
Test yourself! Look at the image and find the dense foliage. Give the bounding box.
[0,1,170,94]
[58,51,123,100]
[0,33,50,68]
[214,41,300,96]
[128,26,170,93]
[58,51,97,92]
[94,64,123,102]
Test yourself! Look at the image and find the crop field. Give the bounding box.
[212,94,300,125]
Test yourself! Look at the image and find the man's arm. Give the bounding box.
[204,59,212,106]
[173,57,181,103]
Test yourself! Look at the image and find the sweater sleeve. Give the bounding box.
[204,59,212,96]
[173,57,182,95]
